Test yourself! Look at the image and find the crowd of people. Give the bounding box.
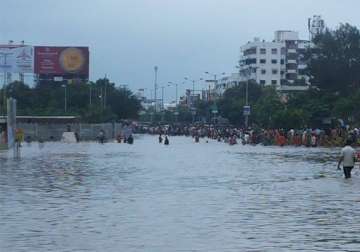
[135,124,360,147]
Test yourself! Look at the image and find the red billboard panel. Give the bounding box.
[34,46,89,78]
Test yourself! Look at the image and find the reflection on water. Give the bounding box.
[1,135,360,251]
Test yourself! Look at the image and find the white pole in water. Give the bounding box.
[7,98,19,158]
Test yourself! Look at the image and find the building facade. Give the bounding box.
[214,73,242,96]
[239,31,310,91]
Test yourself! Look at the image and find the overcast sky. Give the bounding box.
[1,0,360,102]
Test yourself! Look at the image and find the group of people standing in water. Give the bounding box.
[97,129,134,144]
[135,124,360,148]
[158,134,169,145]
[137,123,360,179]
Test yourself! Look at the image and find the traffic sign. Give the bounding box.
[243,105,251,116]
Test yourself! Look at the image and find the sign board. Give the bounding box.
[243,105,251,116]
[34,46,89,78]
[54,76,64,82]
[0,46,34,73]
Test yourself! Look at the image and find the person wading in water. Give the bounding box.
[164,136,169,145]
[338,140,357,179]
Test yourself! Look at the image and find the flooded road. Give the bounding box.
[1,135,360,251]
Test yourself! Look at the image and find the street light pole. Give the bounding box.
[244,67,256,129]
[245,79,249,128]
[175,83,178,105]
[184,77,203,107]
[204,72,225,100]
[154,66,158,112]
[192,80,195,105]
[168,81,181,106]
[89,83,92,106]
[161,86,164,111]
[62,84,67,113]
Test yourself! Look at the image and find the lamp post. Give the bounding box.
[242,66,257,129]
[154,66,158,112]
[204,72,226,101]
[174,111,179,123]
[62,84,67,113]
[184,77,203,106]
[89,82,92,106]
[161,86,165,111]
[168,81,183,106]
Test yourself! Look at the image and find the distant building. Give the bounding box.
[179,89,201,107]
[308,15,325,41]
[214,73,241,96]
[135,88,146,102]
[239,30,310,92]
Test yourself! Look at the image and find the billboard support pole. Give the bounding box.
[3,71,7,115]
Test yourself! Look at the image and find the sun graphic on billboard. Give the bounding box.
[59,47,86,73]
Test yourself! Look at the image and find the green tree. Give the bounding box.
[0,78,142,122]
[307,23,360,94]
[218,82,262,125]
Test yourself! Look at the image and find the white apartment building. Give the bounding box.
[239,31,310,91]
[214,73,241,95]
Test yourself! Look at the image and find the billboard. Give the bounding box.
[34,46,89,78]
[0,46,34,73]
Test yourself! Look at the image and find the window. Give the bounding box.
[298,69,307,75]
[244,47,257,55]
[260,59,266,64]
[286,63,297,70]
[271,48,278,54]
[271,80,277,85]
[280,70,285,75]
[260,48,266,54]
[280,59,285,65]
[245,58,257,65]
[271,59,277,64]
[260,80,266,85]
[261,69,266,74]
[272,69,278,74]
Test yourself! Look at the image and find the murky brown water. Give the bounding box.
[1,135,360,251]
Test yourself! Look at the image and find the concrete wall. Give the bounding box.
[17,123,125,141]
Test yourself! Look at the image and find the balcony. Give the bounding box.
[287,49,297,53]
[287,69,297,74]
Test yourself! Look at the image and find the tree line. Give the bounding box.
[0,78,142,122]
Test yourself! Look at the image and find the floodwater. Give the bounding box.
[1,135,360,252]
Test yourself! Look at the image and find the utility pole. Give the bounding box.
[63,84,67,113]
[245,79,249,128]
[175,83,178,105]
[89,83,92,106]
[161,86,164,111]
[184,77,203,107]
[154,66,158,112]
[192,80,195,106]
[103,75,107,109]
[104,83,107,109]
[244,67,255,129]
[168,81,180,105]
